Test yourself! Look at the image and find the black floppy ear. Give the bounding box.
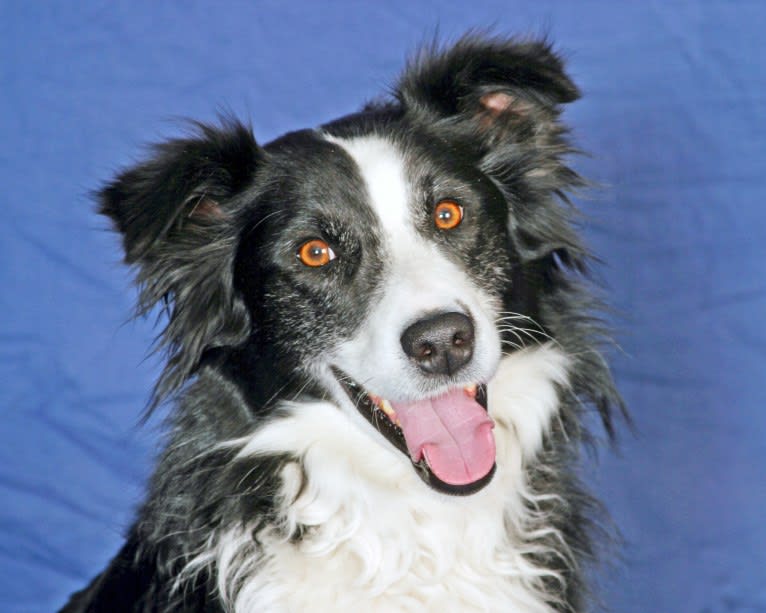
[101,119,261,262]
[397,36,587,267]
[396,35,579,135]
[100,119,261,405]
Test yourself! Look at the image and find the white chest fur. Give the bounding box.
[191,345,570,613]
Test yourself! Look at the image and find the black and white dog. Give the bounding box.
[61,36,624,613]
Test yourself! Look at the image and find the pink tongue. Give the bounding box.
[390,389,496,486]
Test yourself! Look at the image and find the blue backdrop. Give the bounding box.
[2,2,764,611]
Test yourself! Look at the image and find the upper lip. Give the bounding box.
[332,368,410,456]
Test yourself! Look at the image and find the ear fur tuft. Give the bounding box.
[100,118,261,263]
[100,118,261,408]
[397,35,580,123]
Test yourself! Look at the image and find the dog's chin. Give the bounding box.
[331,368,497,496]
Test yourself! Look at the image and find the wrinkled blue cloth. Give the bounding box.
[2,3,764,612]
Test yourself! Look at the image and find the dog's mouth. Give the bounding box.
[332,369,496,495]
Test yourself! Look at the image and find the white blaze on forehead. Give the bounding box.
[325,135,412,239]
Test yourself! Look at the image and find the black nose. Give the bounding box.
[400,312,475,376]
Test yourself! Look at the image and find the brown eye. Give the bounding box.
[297,239,336,267]
[434,200,464,230]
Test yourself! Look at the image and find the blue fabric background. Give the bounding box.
[2,2,764,611]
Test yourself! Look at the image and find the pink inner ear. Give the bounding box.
[188,197,225,219]
[479,92,517,115]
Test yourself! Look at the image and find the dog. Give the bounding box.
[60,35,624,613]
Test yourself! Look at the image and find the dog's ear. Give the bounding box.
[397,35,587,266]
[100,119,260,406]
[396,35,579,137]
[101,119,261,262]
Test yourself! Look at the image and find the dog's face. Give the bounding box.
[233,129,512,493]
[100,37,593,496]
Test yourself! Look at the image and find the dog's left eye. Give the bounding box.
[297,238,336,267]
[434,200,464,230]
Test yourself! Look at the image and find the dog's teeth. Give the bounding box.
[464,384,477,398]
[380,399,398,422]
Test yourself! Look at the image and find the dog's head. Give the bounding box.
[101,37,618,495]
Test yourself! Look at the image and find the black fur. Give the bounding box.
[60,35,623,612]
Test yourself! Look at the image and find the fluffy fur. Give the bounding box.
[60,35,624,613]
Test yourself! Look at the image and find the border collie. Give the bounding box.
[60,35,624,613]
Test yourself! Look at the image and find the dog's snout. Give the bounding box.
[400,312,474,376]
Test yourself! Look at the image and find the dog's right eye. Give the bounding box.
[297,239,336,267]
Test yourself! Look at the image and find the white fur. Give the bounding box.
[185,344,571,613]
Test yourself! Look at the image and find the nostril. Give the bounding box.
[418,343,434,358]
